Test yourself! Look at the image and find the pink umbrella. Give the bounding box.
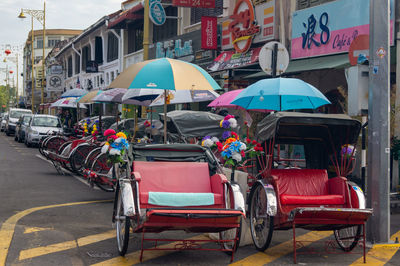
[208,89,271,112]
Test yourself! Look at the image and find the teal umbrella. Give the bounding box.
[231,77,331,111]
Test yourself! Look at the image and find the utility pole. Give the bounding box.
[367,0,390,243]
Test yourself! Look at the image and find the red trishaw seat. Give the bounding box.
[270,169,347,212]
[133,161,225,208]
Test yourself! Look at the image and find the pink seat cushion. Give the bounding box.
[133,161,224,206]
[280,194,345,205]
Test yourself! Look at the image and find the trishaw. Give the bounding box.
[247,112,372,263]
[159,110,225,143]
[112,143,245,262]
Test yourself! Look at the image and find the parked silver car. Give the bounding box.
[25,115,62,147]
[14,114,33,142]
[5,108,32,136]
[0,112,7,132]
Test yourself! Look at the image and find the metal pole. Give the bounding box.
[31,15,35,113]
[16,53,19,106]
[41,1,46,111]
[367,0,390,243]
[143,0,150,61]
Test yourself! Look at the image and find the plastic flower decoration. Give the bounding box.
[144,120,151,128]
[101,130,129,163]
[219,115,238,139]
[341,144,356,158]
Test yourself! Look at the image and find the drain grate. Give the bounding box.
[86,251,112,258]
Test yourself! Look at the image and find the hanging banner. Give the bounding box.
[207,47,261,72]
[172,0,215,8]
[201,16,217,50]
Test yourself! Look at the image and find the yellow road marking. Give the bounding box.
[0,200,112,266]
[23,227,52,234]
[19,230,115,260]
[91,235,208,266]
[350,229,400,265]
[230,231,332,266]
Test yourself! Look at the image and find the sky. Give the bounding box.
[0,0,122,94]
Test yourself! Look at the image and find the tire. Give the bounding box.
[249,184,274,251]
[25,138,31,147]
[14,133,18,141]
[70,144,94,174]
[116,188,130,255]
[18,133,23,143]
[334,225,362,252]
[84,147,102,170]
[5,129,10,136]
[91,153,114,192]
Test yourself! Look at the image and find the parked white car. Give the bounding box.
[25,115,63,147]
[5,108,32,136]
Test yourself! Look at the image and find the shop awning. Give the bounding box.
[244,53,351,79]
[108,2,143,29]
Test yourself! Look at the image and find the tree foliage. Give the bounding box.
[0,85,15,112]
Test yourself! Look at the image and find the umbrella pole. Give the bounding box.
[150,107,153,141]
[163,90,167,143]
[133,105,138,141]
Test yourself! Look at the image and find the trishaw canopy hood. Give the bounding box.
[256,112,361,153]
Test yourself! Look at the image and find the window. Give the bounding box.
[127,21,143,53]
[82,45,91,72]
[74,53,80,74]
[190,0,223,25]
[297,0,334,10]
[67,56,73,77]
[95,36,103,64]
[48,38,60,48]
[153,6,178,43]
[107,32,119,62]
[36,37,43,49]
[273,144,306,169]
[111,71,115,82]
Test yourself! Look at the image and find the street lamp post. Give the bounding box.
[18,2,45,113]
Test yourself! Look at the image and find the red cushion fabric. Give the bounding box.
[280,194,345,205]
[271,169,329,196]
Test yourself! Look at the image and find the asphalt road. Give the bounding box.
[0,132,399,265]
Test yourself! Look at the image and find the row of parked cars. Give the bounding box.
[0,108,63,147]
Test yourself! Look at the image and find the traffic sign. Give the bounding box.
[258,41,289,76]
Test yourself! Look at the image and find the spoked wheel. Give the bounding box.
[70,144,95,174]
[249,184,274,251]
[46,136,67,155]
[219,184,241,254]
[91,153,114,192]
[116,187,130,255]
[334,225,362,252]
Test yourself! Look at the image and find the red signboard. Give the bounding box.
[201,16,217,50]
[172,0,215,8]
[348,35,369,66]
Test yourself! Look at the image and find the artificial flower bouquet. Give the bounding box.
[101,129,130,164]
[201,114,263,168]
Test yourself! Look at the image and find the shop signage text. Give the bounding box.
[229,0,260,54]
[208,47,261,72]
[222,0,275,51]
[291,0,394,59]
[201,16,217,50]
[156,39,194,61]
[172,0,215,8]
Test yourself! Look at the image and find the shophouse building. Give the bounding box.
[23,29,82,109]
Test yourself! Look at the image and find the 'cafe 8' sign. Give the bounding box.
[301,12,330,49]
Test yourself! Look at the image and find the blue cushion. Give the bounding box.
[148,192,215,207]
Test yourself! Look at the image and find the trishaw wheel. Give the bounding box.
[334,225,362,252]
[219,218,242,254]
[116,188,130,255]
[249,184,274,251]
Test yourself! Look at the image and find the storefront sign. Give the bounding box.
[46,75,63,91]
[172,0,215,8]
[156,39,194,61]
[208,47,261,72]
[291,0,394,59]
[50,64,63,75]
[222,0,276,52]
[150,30,217,67]
[149,0,166,26]
[201,16,217,50]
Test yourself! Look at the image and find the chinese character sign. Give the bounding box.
[291,0,394,59]
[201,16,217,50]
